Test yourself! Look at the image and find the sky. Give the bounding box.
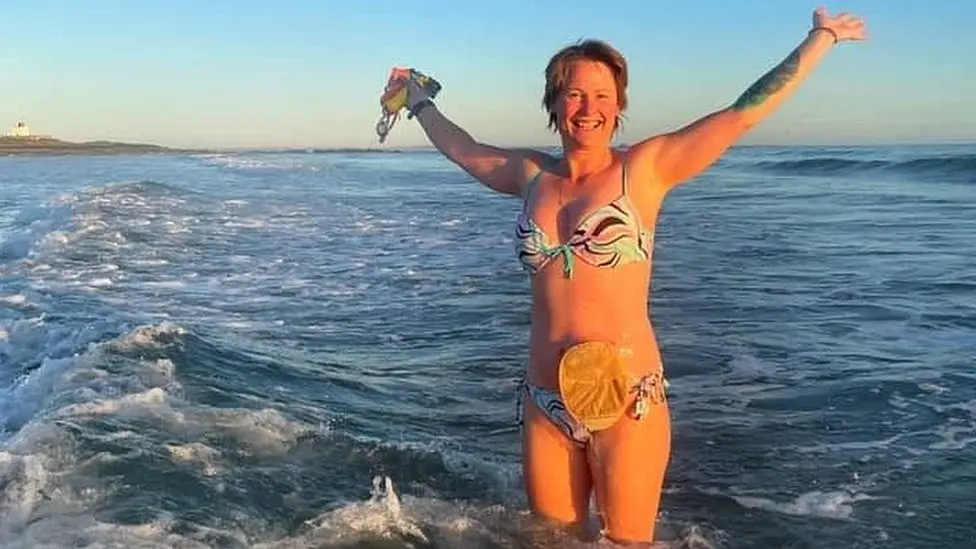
[1,0,974,150]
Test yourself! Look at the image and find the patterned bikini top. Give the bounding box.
[515,160,653,278]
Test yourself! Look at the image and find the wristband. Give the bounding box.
[408,99,434,120]
[809,26,839,44]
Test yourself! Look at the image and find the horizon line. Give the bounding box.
[211,139,976,153]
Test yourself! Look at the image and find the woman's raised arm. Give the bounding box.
[408,80,543,197]
[630,6,868,189]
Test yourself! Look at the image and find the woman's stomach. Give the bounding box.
[524,267,662,389]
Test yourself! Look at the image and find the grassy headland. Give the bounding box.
[0,136,203,156]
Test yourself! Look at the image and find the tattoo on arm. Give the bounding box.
[733,48,801,110]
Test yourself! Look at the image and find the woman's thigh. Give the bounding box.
[521,395,593,526]
[588,400,672,544]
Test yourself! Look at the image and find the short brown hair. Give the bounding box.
[542,39,629,132]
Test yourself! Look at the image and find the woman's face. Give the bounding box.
[554,60,620,149]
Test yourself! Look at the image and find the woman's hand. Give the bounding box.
[405,77,432,111]
[812,5,868,43]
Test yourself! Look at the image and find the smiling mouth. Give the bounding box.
[572,119,603,131]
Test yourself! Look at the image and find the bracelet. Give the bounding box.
[407,99,434,120]
[809,26,839,44]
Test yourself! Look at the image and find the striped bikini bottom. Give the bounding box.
[516,372,668,447]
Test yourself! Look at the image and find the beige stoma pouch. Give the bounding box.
[557,342,633,431]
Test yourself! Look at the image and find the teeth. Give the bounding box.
[574,121,601,130]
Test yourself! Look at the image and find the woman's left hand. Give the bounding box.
[812,5,868,42]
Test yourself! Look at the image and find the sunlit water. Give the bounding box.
[1,144,974,548]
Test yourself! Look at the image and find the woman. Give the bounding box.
[404,6,866,544]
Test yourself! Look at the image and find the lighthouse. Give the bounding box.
[7,121,31,138]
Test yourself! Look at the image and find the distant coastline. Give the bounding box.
[0,136,205,157]
[0,137,429,157]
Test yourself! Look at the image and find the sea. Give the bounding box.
[1,143,973,549]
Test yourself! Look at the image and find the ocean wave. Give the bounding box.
[750,153,976,182]
[0,179,202,263]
